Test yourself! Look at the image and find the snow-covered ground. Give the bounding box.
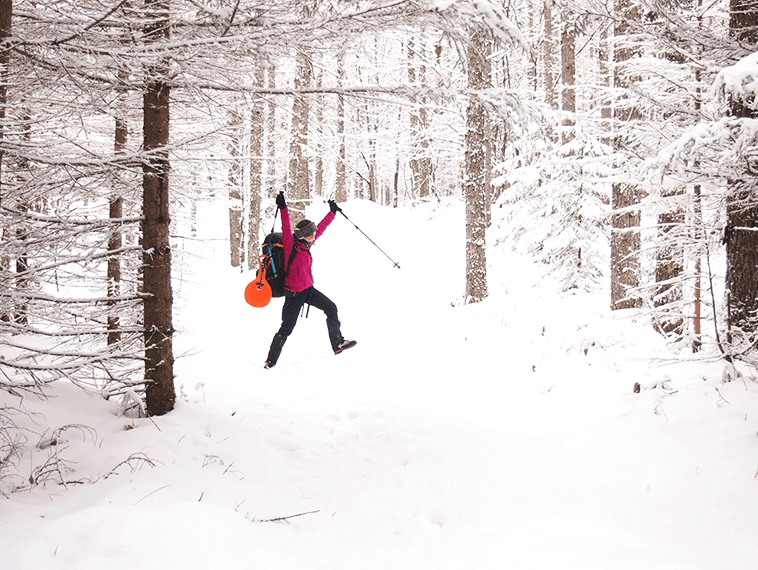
[1,199,757,569]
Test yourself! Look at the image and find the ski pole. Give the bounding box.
[336,208,400,269]
[270,204,279,234]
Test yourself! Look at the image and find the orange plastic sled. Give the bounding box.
[245,255,273,308]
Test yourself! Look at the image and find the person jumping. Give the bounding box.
[264,192,356,369]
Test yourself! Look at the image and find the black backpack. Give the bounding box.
[259,232,298,297]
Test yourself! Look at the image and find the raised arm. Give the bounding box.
[277,192,294,257]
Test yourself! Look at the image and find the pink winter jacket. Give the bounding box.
[281,206,335,293]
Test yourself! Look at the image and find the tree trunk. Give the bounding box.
[248,68,265,271]
[14,113,30,325]
[543,0,556,110]
[0,0,8,201]
[527,6,537,93]
[654,199,685,335]
[560,10,575,145]
[610,183,642,310]
[314,67,324,199]
[726,0,758,337]
[368,132,377,203]
[653,48,691,336]
[336,58,347,203]
[725,178,758,336]
[0,0,9,324]
[692,29,704,350]
[610,0,643,311]
[408,38,431,199]
[598,27,612,130]
[418,105,431,199]
[287,50,311,223]
[142,0,175,416]
[108,114,127,346]
[109,28,131,347]
[266,65,278,204]
[464,29,491,304]
[730,0,758,35]
[693,183,703,350]
[228,109,244,269]
[393,156,400,208]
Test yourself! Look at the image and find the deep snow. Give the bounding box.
[1,199,757,569]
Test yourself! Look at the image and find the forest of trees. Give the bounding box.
[0,0,757,423]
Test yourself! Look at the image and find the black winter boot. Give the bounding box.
[334,339,357,355]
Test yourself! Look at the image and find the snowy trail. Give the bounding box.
[2,200,757,569]
[171,200,757,569]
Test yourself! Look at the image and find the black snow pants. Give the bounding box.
[265,287,344,366]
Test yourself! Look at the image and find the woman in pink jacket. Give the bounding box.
[264,192,356,369]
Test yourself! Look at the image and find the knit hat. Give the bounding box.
[294,219,318,239]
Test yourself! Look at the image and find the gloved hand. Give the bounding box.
[328,199,341,214]
[275,192,286,210]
